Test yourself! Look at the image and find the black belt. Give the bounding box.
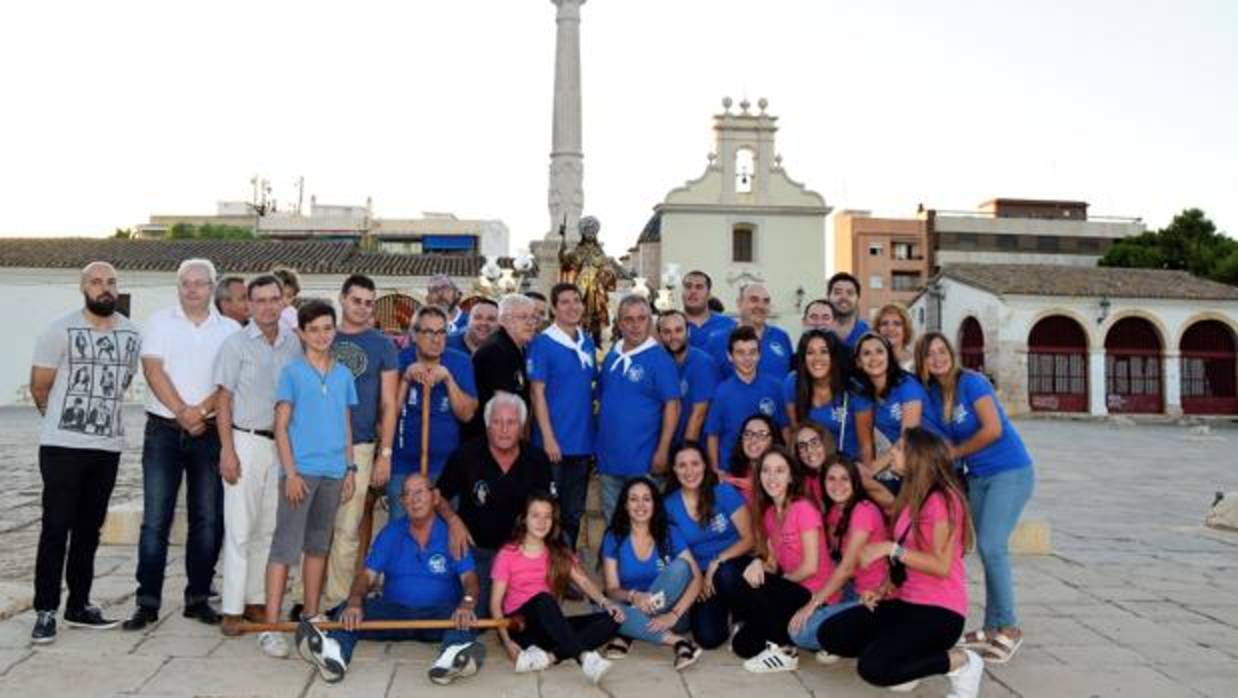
[234,426,275,440]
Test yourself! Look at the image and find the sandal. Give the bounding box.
[602,637,631,660]
[672,639,702,671]
[958,628,992,650]
[980,631,1023,664]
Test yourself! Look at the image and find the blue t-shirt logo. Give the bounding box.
[769,342,786,357]
[832,404,847,424]
[680,378,689,396]
[526,357,535,373]
[889,402,903,422]
[473,481,490,506]
[759,397,777,416]
[954,403,969,425]
[438,395,450,413]
[627,365,646,383]
[709,513,728,533]
[428,554,448,575]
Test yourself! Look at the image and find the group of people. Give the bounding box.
[30,261,1033,697]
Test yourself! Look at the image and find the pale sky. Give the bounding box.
[2,0,1235,264]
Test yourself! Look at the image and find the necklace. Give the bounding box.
[310,357,333,395]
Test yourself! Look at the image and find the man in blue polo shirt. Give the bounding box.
[298,473,485,685]
[446,298,498,355]
[393,306,477,511]
[827,272,870,349]
[706,282,793,383]
[705,326,789,471]
[681,270,735,350]
[528,282,596,549]
[596,295,680,522]
[656,309,717,447]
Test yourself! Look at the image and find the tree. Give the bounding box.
[165,222,254,240]
[1100,208,1238,286]
[113,227,133,239]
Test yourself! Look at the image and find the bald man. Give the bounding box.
[704,282,793,382]
[29,262,141,643]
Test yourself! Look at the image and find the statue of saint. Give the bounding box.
[559,215,616,346]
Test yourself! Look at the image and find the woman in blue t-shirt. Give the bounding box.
[600,477,703,670]
[664,442,755,650]
[917,332,1034,664]
[851,333,937,508]
[785,329,861,460]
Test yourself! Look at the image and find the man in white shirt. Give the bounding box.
[124,259,241,631]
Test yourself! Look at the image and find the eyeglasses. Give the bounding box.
[795,436,824,451]
[742,430,773,441]
[415,328,447,337]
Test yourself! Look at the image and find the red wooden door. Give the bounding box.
[1180,320,1237,415]
[1028,315,1088,412]
[1105,317,1162,414]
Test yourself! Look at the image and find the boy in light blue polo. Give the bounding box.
[260,301,358,659]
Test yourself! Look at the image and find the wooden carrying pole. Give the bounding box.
[420,381,431,477]
[236,616,521,635]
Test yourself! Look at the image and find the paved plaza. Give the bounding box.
[0,407,1235,697]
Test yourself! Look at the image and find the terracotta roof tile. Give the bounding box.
[939,263,1238,301]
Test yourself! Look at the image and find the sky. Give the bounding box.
[2,0,1235,266]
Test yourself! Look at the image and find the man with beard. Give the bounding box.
[29,261,141,643]
[705,282,793,383]
[125,259,241,631]
[656,309,717,448]
[826,272,870,349]
[427,274,469,336]
[681,270,735,350]
[446,298,498,355]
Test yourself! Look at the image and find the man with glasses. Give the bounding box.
[291,274,399,618]
[705,326,789,472]
[393,306,477,509]
[427,274,468,336]
[466,294,536,440]
[125,259,241,630]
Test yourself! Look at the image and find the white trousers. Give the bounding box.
[220,430,279,615]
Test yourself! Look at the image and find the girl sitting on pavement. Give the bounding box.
[599,477,704,670]
[491,492,623,685]
[791,421,838,506]
[814,428,985,697]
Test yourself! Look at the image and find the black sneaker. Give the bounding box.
[64,605,121,630]
[122,606,159,631]
[31,611,56,644]
[288,603,305,623]
[182,602,222,626]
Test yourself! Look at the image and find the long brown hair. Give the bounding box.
[820,453,869,549]
[793,421,837,508]
[752,446,805,558]
[893,428,973,552]
[914,332,962,423]
[666,441,718,529]
[508,491,575,599]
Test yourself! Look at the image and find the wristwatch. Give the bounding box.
[889,543,905,562]
[462,595,476,606]
[380,447,393,458]
[346,464,358,474]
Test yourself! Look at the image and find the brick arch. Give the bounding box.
[1025,307,1100,350]
[1099,309,1170,351]
[1173,311,1238,347]
[1177,315,1238,415]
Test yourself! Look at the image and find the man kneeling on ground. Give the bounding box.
[297,473,485,685]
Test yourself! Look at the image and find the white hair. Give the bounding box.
[497,293,534,318]
[484,391,527,428]
[177,258,218,285]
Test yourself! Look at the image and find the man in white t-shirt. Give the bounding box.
[29,262,141,644]
[124,259,241,631]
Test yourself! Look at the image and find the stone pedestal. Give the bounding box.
[530,238,562,294]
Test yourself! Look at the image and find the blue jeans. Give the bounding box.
[689,555,749,649]
[329,598,482,664]
[790,599,861,650]
[969,466,1034,629]
[135,416,223,610]
[472,547,497,620]
[554,455,591,550]
[617,557,693,644]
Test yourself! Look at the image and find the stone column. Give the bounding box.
[548,0,586,242]
[1163,350,1183,416]
[1089,348,1108,416]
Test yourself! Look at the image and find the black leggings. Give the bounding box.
[510,592,618,663]
[727,572,811,658]
[817,600,964,687]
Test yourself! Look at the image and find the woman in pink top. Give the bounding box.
[814,428,985,698]
[727,447,829,673]
[490,493,624,686]
[787,454,888,655]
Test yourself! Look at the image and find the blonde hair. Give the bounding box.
[876,303,914,350]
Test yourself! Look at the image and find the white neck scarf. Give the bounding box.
[544,324,593,369]
[609,336,658,374]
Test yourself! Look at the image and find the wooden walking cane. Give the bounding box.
[420,380,431,477]
[236,616,525,634]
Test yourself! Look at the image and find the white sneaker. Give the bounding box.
[580,650,612,685]
[429,642,481,685]
[309,635,347,683]
[515,645,552,673]
[815,650,841,665]
[889,679,920,692]
[258,631,290,659]
[946,649,983,698]
[743,642,799,673]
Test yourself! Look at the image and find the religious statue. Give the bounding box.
[559,215,616,346]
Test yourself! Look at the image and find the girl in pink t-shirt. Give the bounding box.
[812,428,985,697]
[729,446,830,673]
[491,493,624,685]
[787,453,889,653]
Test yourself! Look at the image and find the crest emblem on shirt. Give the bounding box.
[769,342,785,357]
[831,405,847,424]
[439,395,450,413]
[889,402,903,423]
[680,378,689,396]
[627,365,645,383]
[526,357,535,374]
[954,403,969,425]
[515,370,526,389]
[709,513,728,533]
[758,398,776,416]
[473,481,490,506]
[549,480,558,498]
[428,554,448,575]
